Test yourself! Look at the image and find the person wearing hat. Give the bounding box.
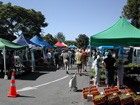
[103,52,116,87]
[94,55,101,86]
[75,49,83,76]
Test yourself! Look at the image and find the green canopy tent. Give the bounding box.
[53,45,63,48]
[0,38,26,79]
[88,17,140,98]
[90,17,140,46]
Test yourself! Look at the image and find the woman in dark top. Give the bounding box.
[103,53,116,87]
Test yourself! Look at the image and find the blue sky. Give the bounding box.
[2,0,127,41]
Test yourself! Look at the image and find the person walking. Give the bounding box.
[103,52,116,87]
[68,49,73,68]
[75,49,83,76]
[53,49,59,69]
[60,50,64,69]
[94,55,101,86]
[116,59,124,88]
[47,50,52,67]
[82,49,88,72]
[63,50,69,74]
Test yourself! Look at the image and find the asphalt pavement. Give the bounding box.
[0,64,129,105]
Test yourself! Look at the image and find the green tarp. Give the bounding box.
[0,38,26,79]
[90,17,140,46]
[0,38,26,50]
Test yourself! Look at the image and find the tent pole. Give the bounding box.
[87,46,93,101]
[3,47,8,80]
[31,49,35,72]
[42,48,45,63]
[26,47,29,61]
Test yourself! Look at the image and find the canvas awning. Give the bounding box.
[68,45,76,48]
[55,41,66,47]
[0,38,26,50]
[30,35,52,48]
[90,17,140,46]
[13,35,40,47]
[0,38,26,79]
[62,42,68,47]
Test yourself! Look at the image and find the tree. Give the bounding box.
[0,2,48,40]
[43,33,58,45]
[122,0,140,28]
[76,34,89,49]
[65,40,76,46]
[55,32,65,42]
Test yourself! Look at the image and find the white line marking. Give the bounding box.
[17,75,69,92]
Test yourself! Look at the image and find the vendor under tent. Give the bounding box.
[98,46,115,56]
[55,41,66,47]
[30,35,52,63]
[0,38,26,79]
[88,17,140,98]
[13,35,40,72]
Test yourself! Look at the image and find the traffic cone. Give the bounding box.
[7,72,19,97]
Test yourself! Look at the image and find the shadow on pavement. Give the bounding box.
[76,89,82,92]
[16,72,47,80]
[18,95,35,98]
[35,66,58,72]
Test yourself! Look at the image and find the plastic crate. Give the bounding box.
[118,93,133,105]
[131,94,140,105]
[90,86,98,90]
[83,89,99,99]
[92,94,105,105]
[104,86,118,91]
[83,92,89,99]
[83,86,98,92]
[91,91,100,96]
[106,93,120,105]
[125,87,132,93]
[104,87,121,95]
[100,80,106,86]
[90,88,99,92]
[133,97,140,105]
[83,87,89,91]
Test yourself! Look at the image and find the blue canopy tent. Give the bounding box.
[13,35,41,72]
[30,35,52,48]
[98,46,115,56]
[30,35,52,63]
[13,35,40,49]
[98,46,124,59]
[68,45,76,48]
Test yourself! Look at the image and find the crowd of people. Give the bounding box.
[44,48,89,75]
[0,47,125,88]
[44,48,124,88]
[92,49,124,88]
